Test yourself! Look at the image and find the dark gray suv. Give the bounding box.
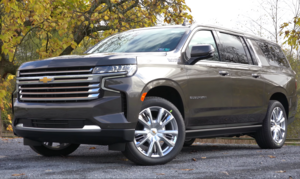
[13,24,298,165]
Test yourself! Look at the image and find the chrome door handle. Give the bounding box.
[219,71,229,76]
[252,73,260,78]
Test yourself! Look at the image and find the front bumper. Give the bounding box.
[13,91,137,145]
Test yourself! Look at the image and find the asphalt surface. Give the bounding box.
[0,138,300,178]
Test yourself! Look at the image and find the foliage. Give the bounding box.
[0,0,192,130]
[283,49,300,138]
[0,75,15,132]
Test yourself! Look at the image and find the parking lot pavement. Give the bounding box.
[0,138,300,178]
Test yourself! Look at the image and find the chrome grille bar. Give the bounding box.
[20,88,100,95]
[19,84,100,90]
[19,68,93,76]
[20,94,99,101]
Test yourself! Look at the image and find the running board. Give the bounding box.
[185,125,262,138]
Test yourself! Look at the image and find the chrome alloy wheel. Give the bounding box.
[134,106,179,158]
[43,142,71,150]
[270,107,286,144]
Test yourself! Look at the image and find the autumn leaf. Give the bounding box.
[89,147,96,150]
[221,171,229,175]
[180,169,194,171]
[201,157,207,159]
[192,158,197,161]
[12,173,25,176]
[157,173,165,175]
[268,155,276,158]
[276,170,286,173]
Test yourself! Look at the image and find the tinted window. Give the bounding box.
[255,41,290,68]
[186,31,219,61]
[219,33,249,64]
[269,45,290,68]
[88,28,187,53]
[249,40,270,66]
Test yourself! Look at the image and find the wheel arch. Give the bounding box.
[141,79,187,121]
[269,91,289,118]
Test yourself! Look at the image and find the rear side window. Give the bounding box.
[255,41,290,68]
[218,33,250,64]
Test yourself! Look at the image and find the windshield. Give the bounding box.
[88,28,188,53]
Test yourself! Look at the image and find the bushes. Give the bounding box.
[0,75,16,132]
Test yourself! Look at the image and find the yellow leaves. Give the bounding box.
[71,41,77,49]
[104,16,109,20]
[80,16,85,21]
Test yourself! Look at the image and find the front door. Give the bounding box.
[185,30,233,128]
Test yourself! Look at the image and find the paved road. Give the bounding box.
[0,138,300,178]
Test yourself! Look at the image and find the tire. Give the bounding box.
[255,100,287,149]
[30,142,80,156]
[122,97,185,165]
[184,138,196,147]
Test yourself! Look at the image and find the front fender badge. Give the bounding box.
[141,92,147,101]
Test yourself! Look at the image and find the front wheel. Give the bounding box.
[255,100,287,149]
[123,97,185,165]
[30,142,80,156]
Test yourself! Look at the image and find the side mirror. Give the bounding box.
[188,44,215,65]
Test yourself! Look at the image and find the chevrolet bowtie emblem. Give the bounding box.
[39,77,54,83]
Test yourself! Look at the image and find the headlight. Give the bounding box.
[92,65,137,76]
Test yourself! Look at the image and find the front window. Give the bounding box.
[88,28,188,53]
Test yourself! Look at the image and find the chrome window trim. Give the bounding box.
[195,60,228,68]
[16,123,101,132]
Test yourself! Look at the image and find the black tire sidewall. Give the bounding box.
[184,138,196,147]
[124,97,185,165]
[261,101,287,148]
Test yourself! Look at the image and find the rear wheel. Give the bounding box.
[123,97,185,165]
[255,100,287,149]
[30,142,80,156]
[184,138,196,147]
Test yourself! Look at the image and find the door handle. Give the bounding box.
[219,71,229,76]
[252,73,260,78]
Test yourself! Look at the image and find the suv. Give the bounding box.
[13,24,297,165]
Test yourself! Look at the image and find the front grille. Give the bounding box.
[17,67,102,102]
[17,67,127,102]
[19,82,100,102]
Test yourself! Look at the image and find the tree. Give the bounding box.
[238,0,286,44]
[0,0,193,131]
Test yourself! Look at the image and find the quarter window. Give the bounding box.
[218,33,250,64]
[256,41,290,68]
[186,31,219,61]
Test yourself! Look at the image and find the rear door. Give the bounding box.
[217,32,267,125]
[185,29,233,128]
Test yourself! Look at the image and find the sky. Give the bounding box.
[184,0,296,44]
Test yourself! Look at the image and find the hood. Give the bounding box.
[18,53,166,70]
